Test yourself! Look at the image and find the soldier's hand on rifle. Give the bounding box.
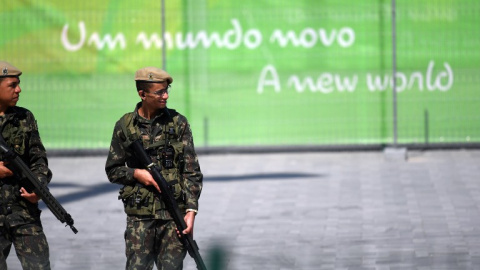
[176,211,195,238]
[20,187,41,203]
[0,161,13,178]
[183,211,195,235]
[133,168,161,193]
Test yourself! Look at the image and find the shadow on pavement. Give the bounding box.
[41,172,321,207]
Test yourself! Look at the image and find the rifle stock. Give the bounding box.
[0,140,78,234]
[130,140,207,270]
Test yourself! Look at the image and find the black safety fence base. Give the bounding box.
[47,143,480,157]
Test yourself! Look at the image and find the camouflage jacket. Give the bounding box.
[105,103,203,217]
[0,106,52,227]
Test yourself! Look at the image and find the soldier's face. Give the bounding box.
[140,82,169,110]
[0,77,21,109]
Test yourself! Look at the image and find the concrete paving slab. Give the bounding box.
[5,149,480,269]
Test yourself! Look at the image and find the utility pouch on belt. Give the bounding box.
[118,179,185,216]
[162,168,185,205]
[118,185,156,215]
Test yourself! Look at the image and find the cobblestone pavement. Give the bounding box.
[5,149,480,270]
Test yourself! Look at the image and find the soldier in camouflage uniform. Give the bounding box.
[105,67,203,270]
[0,61,52,269]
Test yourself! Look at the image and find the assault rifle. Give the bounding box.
[130,140,207,270]
[0,136,78,234]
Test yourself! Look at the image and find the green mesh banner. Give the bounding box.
[0,0,478,149]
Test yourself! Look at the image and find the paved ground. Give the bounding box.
[5,149,480,270]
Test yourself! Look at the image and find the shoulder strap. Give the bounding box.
[119,112,139,146]
[120,109,180,146]
[165,109,181,140]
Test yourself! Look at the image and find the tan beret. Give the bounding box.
[135,67,172,84]
[0,61,22,77]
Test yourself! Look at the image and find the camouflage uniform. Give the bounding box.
[0,106,52,270]
[105,102,203,270]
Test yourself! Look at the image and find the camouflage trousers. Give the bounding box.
[0,222,50,270]
[125,216,186,270]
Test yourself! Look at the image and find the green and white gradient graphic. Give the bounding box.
[1,0,478,149]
